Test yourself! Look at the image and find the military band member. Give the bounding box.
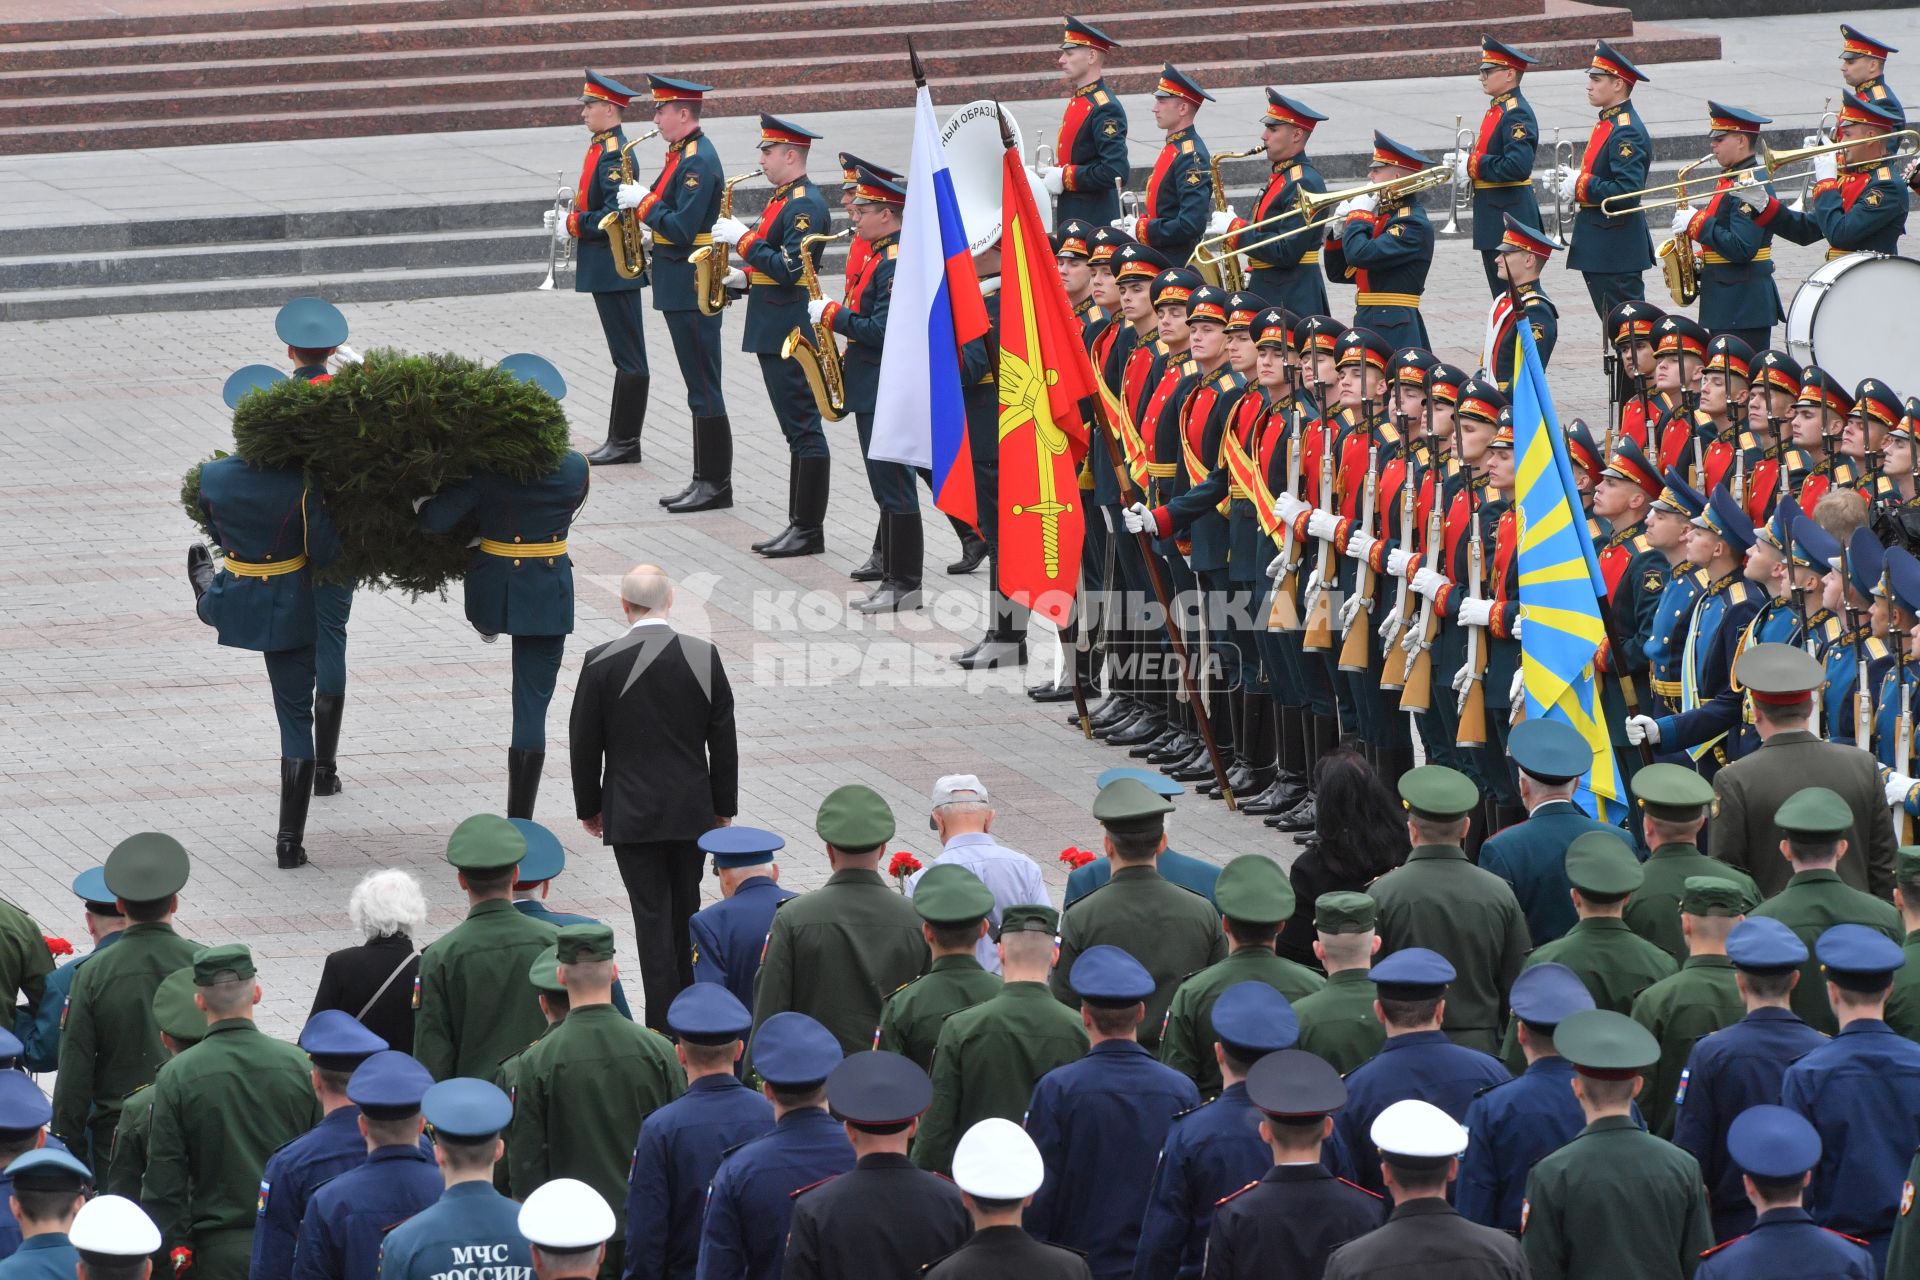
[1554,40,1655,320]
[614,75,731,513]
[1840,24,1904,120]
[1771,92,1910,258]
[1449,37,1542,294]
[1119,64,1213,269]
[1675,104,1785,353]
[1486,213,1559,392]
[1041,18,1128,227]
[1323,134,1434,354]
[185,424,342,869]
[1215,91,1330,317]
[565,72,651,469]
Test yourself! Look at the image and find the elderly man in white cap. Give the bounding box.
[69,1194,161,1280]
[1322,1100,1527,1279]
[906,775,1047,973]
[517,1178,614,1280]
[923,1118,1089,1278]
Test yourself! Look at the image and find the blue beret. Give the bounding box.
[0,1072,51,1132]
[222,364,288,409]
[298,1010,388,1072]
[753,1012,843,1087]
[1727,917,1809,971]
[1507,718,1593,782]
[498,353,567,401]
[1070,944,1156,1005]
[422,1078,513,1140]
[274,296,348,349]
[3,1147,92,1191]
[1727,1104,1822,1179]
[1371,947,1456,996]
[698,825,786,869]
[668,983,753,1046]
[347,1050,434,1117]
[508,818,565,884]
[1508,962,1595,1028]
[1210,982,1299,1058]
[71,866,114,905]
[1816,923,1906,985]
[1096,766,1184,798]
[826,1051,933,1127]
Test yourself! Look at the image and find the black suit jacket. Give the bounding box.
[569,621,738,843]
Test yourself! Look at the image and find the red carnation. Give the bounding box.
[43,936,73,957]
[1058,847,1097,870]
[887,852,923,881]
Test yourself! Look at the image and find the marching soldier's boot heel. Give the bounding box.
[311,694,345,797]
[589,371,646,466]
[275,757,316,870]
[665,416,735,513]
[762,456,829,558]
[507,748,545,820]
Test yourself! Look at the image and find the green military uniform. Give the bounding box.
[105,967,206,1204]
[0,898,52,1033]
[912,905,1088,1175]
[1158,855,1323,1096]
[414,816,559,1080]
[1627,879,1749,1136]
[508,927,684,1280]
[490,953,561,1198]
[1621,766,1758,964]
[1520,1009,1714,1280]
[1290,893,1386,1074]
[1883,848,1920,1040]
[1370,768,1531,1054]
[875,866,1002,1071]
[1749,789,1904,1035]
[52,833,199,1167]
[1052,780,1227,1053]
[752,786,931,1061]
[143,946,321,1279]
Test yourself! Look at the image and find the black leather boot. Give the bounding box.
[508,747,545,820]
[946,519,989,574]
[850,519,884,581]
[761,455,828,558]
[752,462,801,553]
[275,757,316,869]
[1107,710,1167,747]
[956,560,1028,669]
[664,416,734,512]
[187,543,214,601]
[312,694,345,797]
[587,371,645,465]
[855,512,923,613]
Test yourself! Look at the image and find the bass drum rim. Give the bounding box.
[1784,252,1920,390]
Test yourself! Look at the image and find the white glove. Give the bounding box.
[616,183,646,210]
[1306,510,1341,541]
[1457,597,1494,627]
[1302,570,1324,619]
[1512,615,1524,640]
[1670,206,1694,237]
[1378,608,1404,642]
[1040,165,1066,195]
[1451,663,1475,696]
[1510,667,1526,708]
[1803,133,1822,148]
[1888,774,1917,807]
[410,495,434,513]
[543,208,561,233]
[807,299,830,325]
[639,221,654,246]
[1411,567,1449,599]
[1110,216,1134,232]
[1813,151,1838,183]
[1273,493,1310,525]
[724,267,747,290]
[1339,592,1364,630]
[1386,548,1415,576]
[1447,151,1470,186]
[1730,183,1769,212]
[1122,502,1155,534]
[1206,209,1235,236]
[1266,552,1285,580]
[1345,192,1378,217]
[1346,530,1379,561]
[334,345,361,365]
[1625,715,1662,746]
[1555,166,1578,202]
[710,215,749,245]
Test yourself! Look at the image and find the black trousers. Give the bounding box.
[592,290,648,375]
[612,838,705,1030]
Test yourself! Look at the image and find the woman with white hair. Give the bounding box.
[309,869,427,1051]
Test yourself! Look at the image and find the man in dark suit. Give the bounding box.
[570,564,738,1030]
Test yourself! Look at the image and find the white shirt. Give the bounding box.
[905,832,1049,973]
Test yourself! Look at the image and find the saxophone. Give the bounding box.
[597,128,660,281]
[692,172,761,316]
[1656,155,1708,307]
[1191,145,1261,290]
[782,230,851,422]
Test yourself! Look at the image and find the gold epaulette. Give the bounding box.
[1094,89,1111,106]
[1181,140,1195,154]
[1869,636,1892,660]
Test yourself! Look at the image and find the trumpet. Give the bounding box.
[1199,166,1453,261]
[1192,145,1262,289]
[598,128,662,281]
[1600,129,1920,214]
[783,230,851,422]
[691,171,761,316]
[1119,187,1142,221]
[1543,128,1575,237]
[1033,142,1055,174]
[536,169,574,292]
[1441,114,1471,237]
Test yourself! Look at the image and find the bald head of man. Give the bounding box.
[621,565,673,620]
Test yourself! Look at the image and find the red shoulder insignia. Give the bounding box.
[790,1174,839,1199]
[1214,1179,1261,1206]
[1823,1227,1871,1245]
[1337,1176,1385,1200]
[1699,1235,1744,1258]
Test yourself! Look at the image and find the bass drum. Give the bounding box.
[1784,252,1920,390]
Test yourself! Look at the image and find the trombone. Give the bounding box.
[1440,114,1471,237]
[1599,130,1920,214]
[1193,166,1453,265]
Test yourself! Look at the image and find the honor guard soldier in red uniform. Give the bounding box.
[1041,18,1129,227]
[1486,213,1559,393]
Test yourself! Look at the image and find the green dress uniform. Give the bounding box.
[1369,845,1531,1054]
[1629,955,1744,1136]
[1884,928,1920,1040]
[104,1085,154,1201]
[0,901,51,1035]
[1708,728,1899,901]
[875,956,1001,1072]
[1626,845,1760,964]
[1292,970,1385,1074]
[1749,868,1902,1035]
[1157,947,1323,1096]
[1051,865,1227,1054]
[414,898,558,1080]
[1521,918,1678,1015]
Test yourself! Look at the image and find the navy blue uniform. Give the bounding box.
[688,877,796,1012]
[1478,799,1620,945]
[1569,101,1655,317]
[0,1236,78,1280]
[1057,80,1128,226]
[512,899,633,1018]
[1457,1055,1587,1232]
[417,452,588,752]
[830,231,914,515]
[1136,128,1212,268]
[1327,200,1432,354]
[1782,1018,1920,1266]
[253,1106,375,1279]
[1333,1031,1510,1198]
[1024,1040,1202,1280]
[1063,849,1218,909]
[1133,1082,1272,1280]
[1653,572,1764,776]
[1469,89,1543,290]
[633,130,727,418]
[738,177,833,459]
[193,456,342,758]
[1239,157,1330,316]
[1201,1165,1385,1280]
[377,1182,533,1280]
[694,1106,850,1280]
[1696,1206,1874,1280]
[0,1136,70,1260]
[625,1074,775,1280]
[572,126,648,376]
[291,1144,442,1280]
